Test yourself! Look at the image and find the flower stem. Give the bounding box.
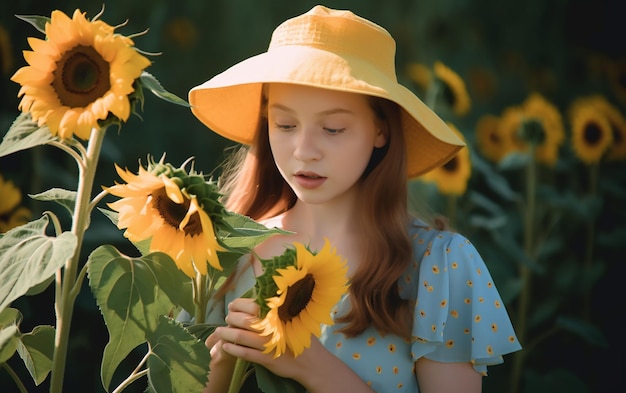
[510,145,537,393]
[227,358,250,393]
[49,128,106,393]
[194,272,208,324]
[582,163,598,321]
[2,363,28,393]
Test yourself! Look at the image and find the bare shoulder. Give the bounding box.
[252,214,300,272]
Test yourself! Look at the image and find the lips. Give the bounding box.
[293,171,327,189]
[295,171,325,179]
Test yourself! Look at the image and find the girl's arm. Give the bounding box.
[214,298,376,393]
[415,357,482,393]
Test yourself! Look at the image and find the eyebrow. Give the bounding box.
[269,103,354,116]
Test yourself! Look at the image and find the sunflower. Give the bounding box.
[420,124,471,196]
[10,9,151,140]
[498,94,565,166]
[475,114,507,163]
[570,95,626,161]
[569,104,613,165]
[521,93,565,166]
[106,160,225,277]
[498,105,527,158]
[0,174,32,233]
[252,240,349,358]
[433,61,471,116]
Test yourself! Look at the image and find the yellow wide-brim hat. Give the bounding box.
[189,5,465,178]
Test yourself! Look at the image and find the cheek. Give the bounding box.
[268,132,290,168]
[334,143,373,176]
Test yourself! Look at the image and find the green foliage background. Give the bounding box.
[1,0,625,392]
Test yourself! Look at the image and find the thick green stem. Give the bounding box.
[227,358,250,393]
[49,128,106,393]
[510,145,537,393]
[194,273,209,324]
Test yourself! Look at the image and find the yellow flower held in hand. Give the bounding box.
[11,9,151,140]
[252,240,349,358]
[106,161,225,277]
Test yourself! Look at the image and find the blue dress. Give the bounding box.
[195,220,522,392]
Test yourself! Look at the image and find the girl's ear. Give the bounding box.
[374,125,388,148]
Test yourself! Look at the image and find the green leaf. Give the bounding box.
[15,14,50,34]
[139,72,190,107]
[471,154,521,203]
[556,316,608,348]
[29,188,77,217]
[0,308,22,327]
[0,216,77,312]
[255,365,305,393]
[0,112,56,158]
[0,308,22,363]
[145,316,211,393]
[0,325,19,363]
[220,212,291,252]
[87,245,192,390]
[17,325,55,385]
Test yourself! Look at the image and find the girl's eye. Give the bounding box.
[324,127,345,135]
[275,123,295,131]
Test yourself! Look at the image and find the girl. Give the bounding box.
[187,5,521,393]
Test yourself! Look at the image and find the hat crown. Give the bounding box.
[268,5,397,82]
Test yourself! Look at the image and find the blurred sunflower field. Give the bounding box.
[1,0,624,392]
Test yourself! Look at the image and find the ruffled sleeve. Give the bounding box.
[402,226,522,375]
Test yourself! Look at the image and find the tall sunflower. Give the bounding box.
[570,95,626,162]
[11,9,151,140]
[420,123,471,196]
[433,61,471,116]
[0,174,32,233]
[498,94,565,166]
[252,240,349,358]
[522,93,565,166]
[569,104,613,165]
[106,158,226,277]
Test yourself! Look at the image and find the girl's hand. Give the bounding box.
[215,298,318,382]
[214,297,375,393]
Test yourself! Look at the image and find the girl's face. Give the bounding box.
[267,84,386,206]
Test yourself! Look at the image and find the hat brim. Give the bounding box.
[189,46,464,178]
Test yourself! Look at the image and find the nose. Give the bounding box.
[293,127,321,162]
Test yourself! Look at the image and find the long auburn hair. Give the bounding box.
[219,92,414,339]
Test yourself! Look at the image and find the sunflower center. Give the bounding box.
[583,122,602,145]
[52,45,111,108]
[278,273,315,322]
[443,157,458,172]
[152,188,203,236]
[519,119,546,145]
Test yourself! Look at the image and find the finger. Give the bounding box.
[205,331,219,349]
[228,298,260,315]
